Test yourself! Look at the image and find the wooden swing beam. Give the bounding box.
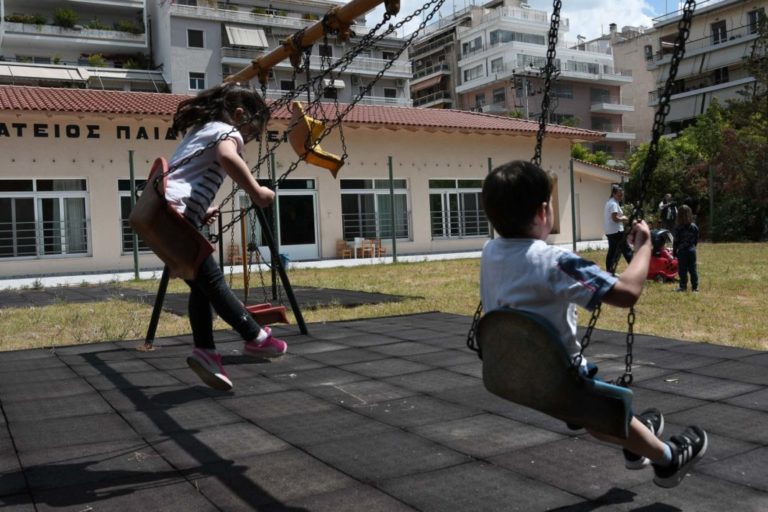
[224,0,399,85]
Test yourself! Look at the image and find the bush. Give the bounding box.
[85,18,110,30]
[87,54,107,67]
[5,13,47,25]
[53,8,78,28]
[114,19,144,34]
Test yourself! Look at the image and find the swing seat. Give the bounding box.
[246,303,289,325]
[128,157,214,280]
[288,101,344,177]
[477,308,633,439]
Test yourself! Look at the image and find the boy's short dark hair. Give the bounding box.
[482,160,552,238]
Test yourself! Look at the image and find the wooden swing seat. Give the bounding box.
[288,101,344,177]
[477,308,633,439]
[128,157,214,280]
[246,303,289,325]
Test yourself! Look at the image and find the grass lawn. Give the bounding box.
[1,242,766,352]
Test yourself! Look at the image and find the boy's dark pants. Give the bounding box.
[606,232,633,273]
[677,247,698,290]
[184,255,261,350]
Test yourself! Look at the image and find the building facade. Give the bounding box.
[410,0,636,162]
[0,85,619,278]
[149,0,412,106]
[646,0,766,134]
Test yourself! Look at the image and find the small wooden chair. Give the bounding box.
[375,239,387,257]
[359,239,375,258]
[226,244,243,265]
[336,239,352,259]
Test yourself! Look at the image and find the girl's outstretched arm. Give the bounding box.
[216,138,274,208]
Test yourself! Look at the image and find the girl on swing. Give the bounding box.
[480,161,707,488]
[166,82,287,391]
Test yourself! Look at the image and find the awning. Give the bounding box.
[0,65,86,82]
[322,78,345,89]
[225,25,268,48]
[410,75,442,92]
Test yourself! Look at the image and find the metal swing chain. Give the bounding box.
[578,0,696,387]
[466,0,561,358]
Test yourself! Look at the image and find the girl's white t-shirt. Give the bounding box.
[165,121,243,227]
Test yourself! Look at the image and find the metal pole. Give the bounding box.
[487,157,494,240]
[570,158,577,252]
[128,150,140,280]
[217,213,224,272]
[142,265,170,350]
[270,152,279,299]
[224,0,394,85]
[240,208,249,304]
[387,156,397,262]
[254,207,308,334]
[709,164,714,240]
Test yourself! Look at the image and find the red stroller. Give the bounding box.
[647,229,678,282]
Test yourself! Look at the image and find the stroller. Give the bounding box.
[647,228,678,282]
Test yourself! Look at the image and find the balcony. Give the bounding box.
[648,76,755,106]
[222,50,411,78]
[2,21,146,49]
[357,95,411,107]
[648,23,759,69]
[473,6,570,32]
[595,127,636,141]
[170,4,367,34]
[590,102,635,113]
[412,63,451,80]
[413,90,452,107]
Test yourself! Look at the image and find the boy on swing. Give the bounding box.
[480,161,707,488]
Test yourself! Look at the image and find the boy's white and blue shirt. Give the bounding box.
[480,238,617,367]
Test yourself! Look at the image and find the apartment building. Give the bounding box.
[410,0,635,161]
[646,0,766,134]
[149,0,412,106]
[0,0,164,91]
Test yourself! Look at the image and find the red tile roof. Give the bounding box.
[0,85,603,140]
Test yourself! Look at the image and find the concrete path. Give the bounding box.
[1,312,766,511]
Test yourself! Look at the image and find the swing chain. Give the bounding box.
[532,0,561,167]
[618,307,635,387]
[466,301,484,359]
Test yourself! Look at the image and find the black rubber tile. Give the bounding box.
[149,422,288,471]
[0,348,55,361]
[306,379,416,407]
[19,439,179,492]
[302,325,362,341]
[741,351,768,368]
[219,390,337,421]
[215,374,290,398]
[3,393,113,423]
[725,388,768,412]
[244,355,324,376]
[32,480,217,512]
[0,366,78,385]
[12,414,140,452]
[381,461,580,512]
[276,340,347,356]
[490,436,653,499]
[0,444,26,497]
[389,328,446,342]
[413,413,566,458]
[668,402,768,445]
[256,408,395,446]
[630,347,725,370]
[664,340,760,359]
[189,448,355,509]
[382,368,479,394]
[0,356,68,374]
[369,341,443,358]
[306,430,470,481]
[637,371,761,401]
[52,342,125,356]
[0,494,35,511]
[303,347,387,366]
[433,384,528,416]
[607,473,768,512]
[407,349,479,368]
[0,378,96,404]
[85,370,183,391]
[341,358,432,378]
[121,400,244,437]
[628,386,708,414]
[100,385,209,413]
[446,362,482,378]
[261,482,416,512]
[692,359,768,386]
[269,366,365,389]
[698,446,768,492]
[353,395,478,428]
[68,358,158,378]
[330,333,406,348]
[587,360,674,384]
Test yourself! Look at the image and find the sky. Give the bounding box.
[370,0,690,41]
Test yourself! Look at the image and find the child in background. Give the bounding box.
[673,205,699,292]
[166,83,287,391]
[480,160,707,488]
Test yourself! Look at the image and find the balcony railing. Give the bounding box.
[3,22,145,44]
[651,23,759,63]
[342,212,411,241]
[413,90,451,107]
[0,219,89,259]
[271,54,412,76]
[170,4,367,33]
[413,63,450,79]
[357,95,411,107]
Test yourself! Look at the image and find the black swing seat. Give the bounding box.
[477,308,633,439]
